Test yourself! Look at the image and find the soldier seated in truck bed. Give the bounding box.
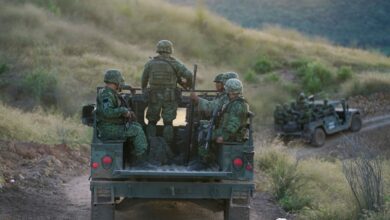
[96,69,151,168]
[190,79,249,170]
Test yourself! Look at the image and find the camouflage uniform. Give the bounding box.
[198,79,249,165]
[274,104,284,125]
[96,70,147,158]
[197,72,238,115]
[141,40,193,143]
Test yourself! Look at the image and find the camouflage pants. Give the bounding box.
[146,100,178,123]
[98,122,147,156]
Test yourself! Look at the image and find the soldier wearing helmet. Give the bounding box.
[141,40,193,144]
[215,78,249,141]
[97,69,150,167]
[190,71,239,116]
[190,78,249,170]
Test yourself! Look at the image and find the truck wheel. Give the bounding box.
[350,115,362,132]
[224,200,250,220]
[91,193,115,220]
[311,128,326,147]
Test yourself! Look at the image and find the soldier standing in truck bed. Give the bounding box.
[141,40,193,144]
[96,69,149,166]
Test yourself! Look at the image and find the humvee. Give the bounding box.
[275,99,362,146]
[82,87,255,220]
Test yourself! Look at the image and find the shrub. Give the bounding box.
[21,69,58,106]
[244,69,257,82]
[290,57,311,69]
[257,149,311,212]
[264,72,280,83]
[337,66,353,81]
[298,61,334,93]
[253,57,274,74]
[0,63,9,75]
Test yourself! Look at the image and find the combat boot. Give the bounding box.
[163,123,174,144]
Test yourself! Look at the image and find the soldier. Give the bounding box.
[96,69,149,166]
[296,92,309,111]
[274,104,284,125]
[190,78,249,170]
[190,72,239,115]
[141,40,193,144]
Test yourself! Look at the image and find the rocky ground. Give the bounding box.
[0,141,89,219]
[348,92,390,117]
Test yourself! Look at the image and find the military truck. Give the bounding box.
[274,99,362,146]
[82,87,255,220]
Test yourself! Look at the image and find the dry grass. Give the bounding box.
[0,0,389,142]
[0,102,90,145]
[255,145,390,219]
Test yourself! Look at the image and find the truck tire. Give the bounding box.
[311,128,326,147]
[91,193,115,220]
[350,115,362,132]
[224,200,250,220]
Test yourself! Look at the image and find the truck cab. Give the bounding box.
[82,87,255,220]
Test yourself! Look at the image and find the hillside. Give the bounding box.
[0,0,389,140]
[169,0,390,55]
[1,1,390,219]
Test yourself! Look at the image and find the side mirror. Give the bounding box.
[82,104,96,127]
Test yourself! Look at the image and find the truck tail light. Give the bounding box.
[233,157,243,169]
[92,162,99,169]
[102,155,113,165]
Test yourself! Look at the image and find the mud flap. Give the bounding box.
[92,185,115,205]
[224,190,251,220]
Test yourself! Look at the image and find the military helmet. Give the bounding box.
[222,72,239,84]
[213,73,224,83]
[224,78,243,94]
[104,69,124,86]
[156,40,173,54]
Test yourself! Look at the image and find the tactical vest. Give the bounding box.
[219,97,249,141]
[96,88,124,124]
[148,57,177,89]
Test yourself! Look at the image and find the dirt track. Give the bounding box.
[1,114,389,220]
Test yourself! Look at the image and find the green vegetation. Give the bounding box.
[253,57,275,74]
[21,69,58,106]
[0,0,389,140]
[297,61,334,94]
[257,149,311,212]
[337,66,353,82]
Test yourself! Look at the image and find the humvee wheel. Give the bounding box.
[350,114,362,132]
[91,193,115,220]
[224,200,250,220]
[311,128,326,147]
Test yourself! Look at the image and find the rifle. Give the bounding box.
[205,106,219,150]
[117,93,136,128]
[187,64,197,163]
